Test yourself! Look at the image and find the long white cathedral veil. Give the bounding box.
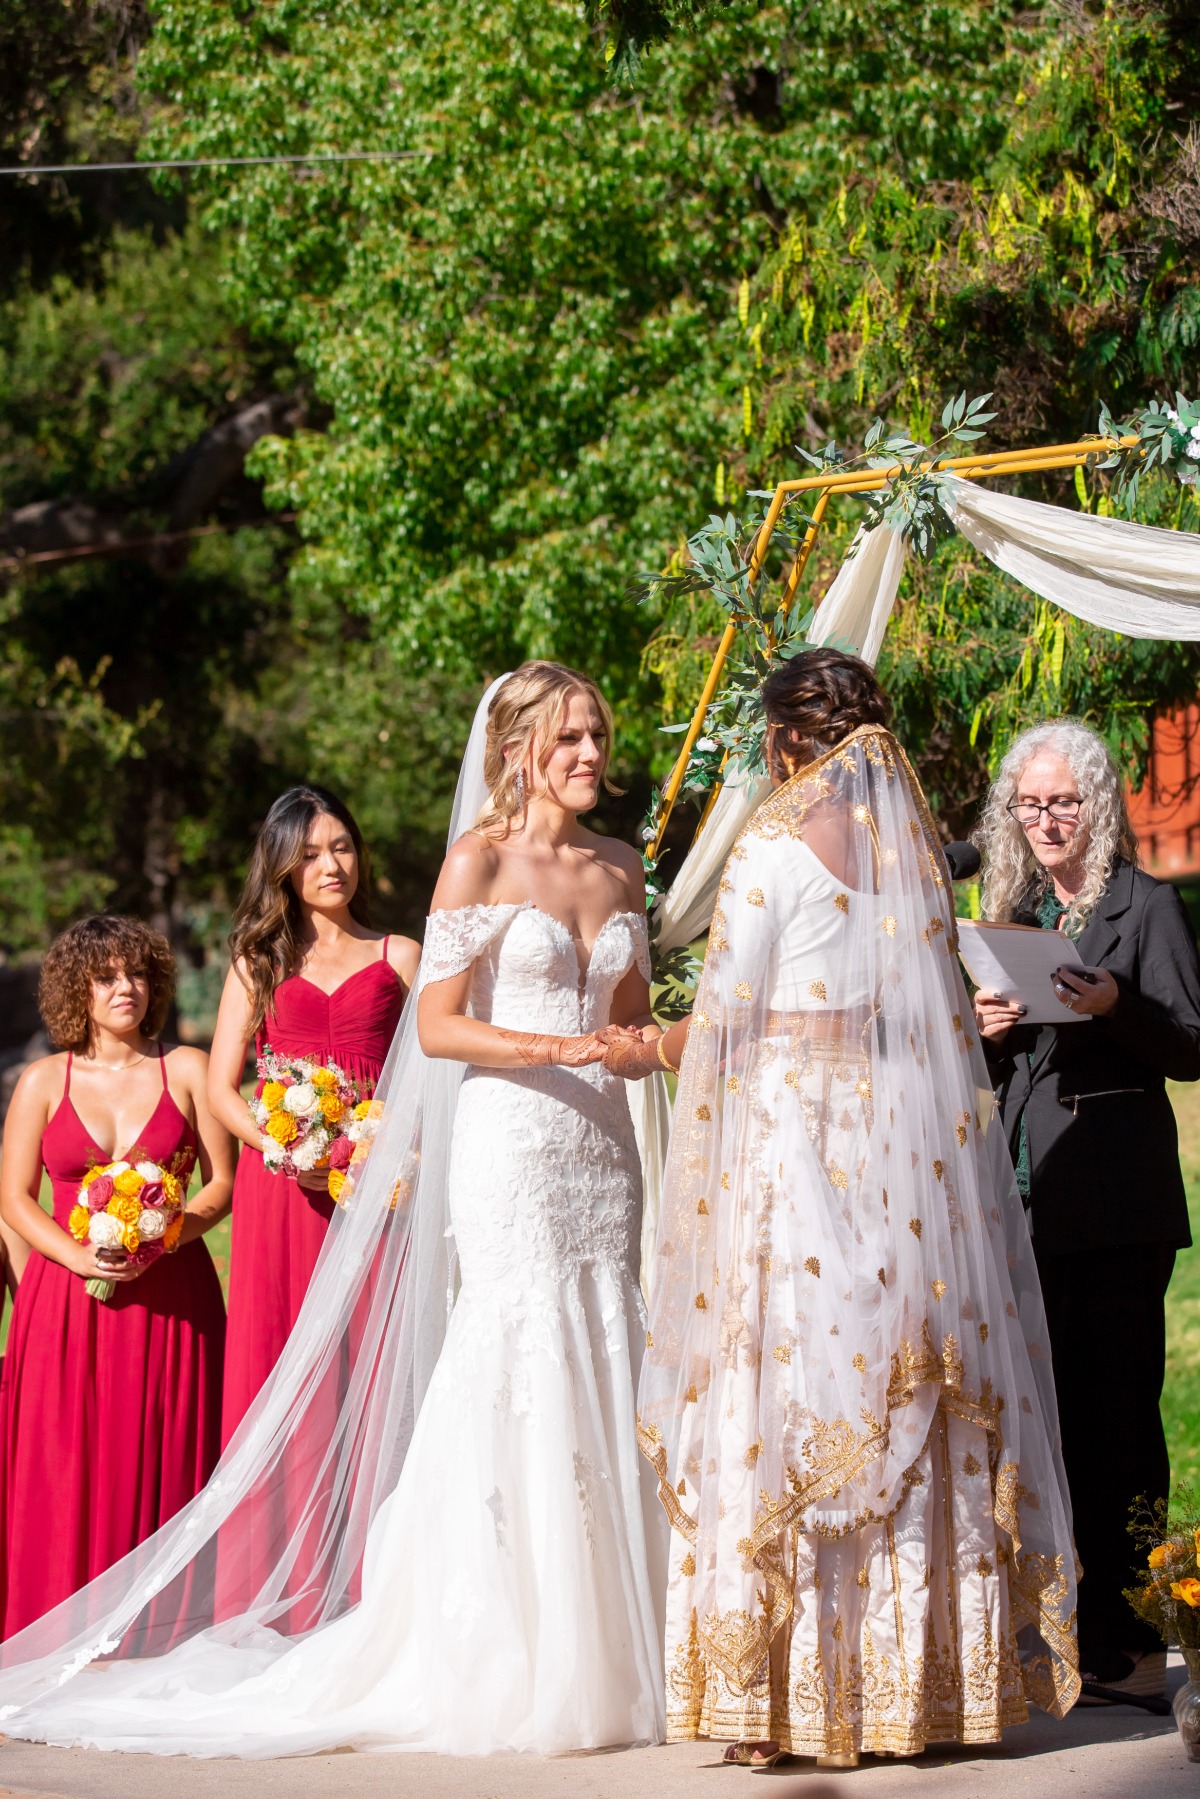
[0,678,513,1721]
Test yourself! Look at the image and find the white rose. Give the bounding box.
[107,1161,131,1177]
[283,1082,319,1117]
[290,1133,325,1173]
[88,1212,125,1248]
[135,1160,161,1183]
[136,1207,167,1241]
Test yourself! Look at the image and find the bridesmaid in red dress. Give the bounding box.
[0,916,234,1638]
[208,785,418,1445]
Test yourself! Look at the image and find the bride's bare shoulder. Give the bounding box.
[430,831,503,912]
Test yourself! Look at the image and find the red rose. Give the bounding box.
[327,1136,353,1170]
[139,1180,166,1209]
[87,1174,115,1211]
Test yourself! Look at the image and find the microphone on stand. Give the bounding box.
[943,841,981,882]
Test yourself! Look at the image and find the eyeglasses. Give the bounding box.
[1006,799,1082,826]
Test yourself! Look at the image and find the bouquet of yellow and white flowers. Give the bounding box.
[1128,1490,1200,1652]
[251,1051,368,1201]
[68,1158,186,1301]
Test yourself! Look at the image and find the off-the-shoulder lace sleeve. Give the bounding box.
[629,909,652,983]
[416,903,528,992]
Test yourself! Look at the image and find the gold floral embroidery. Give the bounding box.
[882,915,897,937]
[809,980,827,1001]
[721,1171,730,1189]
[955,1123,967,1146]
[735,981,753,1001]
[773,1344,792,1364]
[696,1103,712,1121]
[695,1293,708,1310]
[852,1352,867,1373]
[828,1164,848,1190]
[976,1555,994,1578]
[646,1330,654,1347]
[834,893,850,913]
[932,1279,947,1300]
[697,1198,709,1215]
[747,887,765,907]
[680,1551,696,1577]
[952,1013,962,1031]
[979,1323,989,1343]
[908,1218,922,1240]
[963,1452,981,1476]
[805,1256,821,1277]
[932,1159,944,1181]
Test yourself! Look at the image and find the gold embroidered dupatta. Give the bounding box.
[638,726,1079,1725]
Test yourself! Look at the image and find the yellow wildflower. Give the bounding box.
[261,1080,287,1111]
[266,1111,298,1146]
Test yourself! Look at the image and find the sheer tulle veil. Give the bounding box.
[0,676,514,1718]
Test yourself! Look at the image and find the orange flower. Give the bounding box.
[113,1168,144,1199]
[163,1213,184,1252]
[1149,1544,1171,1570]
[1171,1578,1200,1608]
[68,1203,91,1241]
[266,1112,298,1146]
[261,1080,287,1111]
[327,1168,346,1203]
[161,1171,183,1208]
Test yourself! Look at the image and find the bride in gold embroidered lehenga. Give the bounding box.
[635,652,1080,1760]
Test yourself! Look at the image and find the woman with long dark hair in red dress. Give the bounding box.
[0,916,233,1638]
[207,786,418,1445]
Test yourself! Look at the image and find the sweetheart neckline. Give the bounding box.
[428,901,643,986]
[286,959,402,1003]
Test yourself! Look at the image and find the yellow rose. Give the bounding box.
[1149,1544,1171,1569]
[261,1080,287,1111]
[266,1111,298,1146]
[68,1203,91,1242]
[1171,1578,1200,1608]
[113,1168,144,1199]
[120,1224,141,1254]
[81,1164,105,1186]
[111,1192,143,1226]
[353,1099,383,1121]
[320,1094,345,1124]
[312,1068,337,1093]
[327,1169,346,1203]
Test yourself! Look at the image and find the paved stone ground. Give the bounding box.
[0,1665,1191,1798]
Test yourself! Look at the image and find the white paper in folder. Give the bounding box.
[956,919,1092,1026]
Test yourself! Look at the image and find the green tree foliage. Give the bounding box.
[141,0,1200,860]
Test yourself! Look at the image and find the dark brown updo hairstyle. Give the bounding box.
[39,915,175,1052]
[761,646,892,783]
[230,785,371,1034]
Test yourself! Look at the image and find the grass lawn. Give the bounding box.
[4,1095,1200,1498]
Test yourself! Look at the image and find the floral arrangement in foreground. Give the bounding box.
[251,1051,374,1202]
[1127,1487,1200,1652]
[69,1157,185,1301]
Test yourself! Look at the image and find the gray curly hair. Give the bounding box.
[974,718,1139,932]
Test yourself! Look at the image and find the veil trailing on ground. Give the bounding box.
[638,726,1080,1719]
[0,679,512,1723]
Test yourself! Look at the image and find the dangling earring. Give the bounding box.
[515,768,526,811]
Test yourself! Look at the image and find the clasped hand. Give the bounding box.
[544,1023,663,1078]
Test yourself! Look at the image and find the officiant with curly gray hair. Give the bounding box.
[974,716,1200,1704]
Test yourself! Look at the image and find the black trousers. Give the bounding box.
[1035,1242,1176,1667]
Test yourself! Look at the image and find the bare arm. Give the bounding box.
[170,1048,237,1247]
[207,963,263,1150]
[0,1061,140,1284]
[387,934,422,995]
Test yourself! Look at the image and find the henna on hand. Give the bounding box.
[601,1034,661,1081]
[496,1029,607,1068]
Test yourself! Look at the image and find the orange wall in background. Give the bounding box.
[1128,704,1200,879]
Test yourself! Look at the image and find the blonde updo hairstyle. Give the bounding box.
[473,661,619,839]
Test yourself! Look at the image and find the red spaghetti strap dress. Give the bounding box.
[0,1047,225,1640]
[220,940,405,1443]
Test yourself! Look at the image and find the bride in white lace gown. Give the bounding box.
[0,663,666,1757]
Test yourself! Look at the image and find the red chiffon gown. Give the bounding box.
[0,1047,225,1640]
[220,940,405,1444]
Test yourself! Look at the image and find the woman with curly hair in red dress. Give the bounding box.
[0,916,233,1638]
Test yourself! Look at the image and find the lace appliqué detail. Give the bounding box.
[417,903,529,992]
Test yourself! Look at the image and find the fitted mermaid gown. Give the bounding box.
[4,902,667,1757]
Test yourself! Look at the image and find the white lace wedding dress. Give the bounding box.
[5,902,667,1758]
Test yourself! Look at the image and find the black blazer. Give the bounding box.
[984,860,1200,1254]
